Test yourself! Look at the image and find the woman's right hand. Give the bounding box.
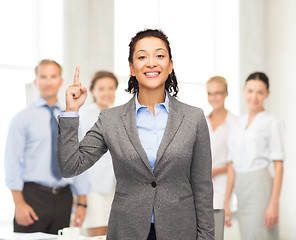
[65,65,88,112]
[224,202,232,227]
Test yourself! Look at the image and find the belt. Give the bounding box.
[24,182,70,195]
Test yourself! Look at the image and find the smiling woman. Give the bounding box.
[126,30,177,116]
[130,37,172,91]
[126,29,178,99]
[58,29,215,240]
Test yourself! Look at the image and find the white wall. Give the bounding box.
[61,0,114,107]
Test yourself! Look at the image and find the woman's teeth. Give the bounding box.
[145,72,159,76]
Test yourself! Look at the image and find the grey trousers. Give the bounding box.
[235,168,279,240]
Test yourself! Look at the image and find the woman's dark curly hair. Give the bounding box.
[125,29,179,97]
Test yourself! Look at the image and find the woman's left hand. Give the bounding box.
[264,202,279,229]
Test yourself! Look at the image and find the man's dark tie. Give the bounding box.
[45,105,62,180]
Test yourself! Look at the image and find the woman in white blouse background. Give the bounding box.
[206,76,235,209]
[224,72,284,240]
[78,71,118,236]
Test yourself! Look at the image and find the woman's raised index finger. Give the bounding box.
[74,65,80,84]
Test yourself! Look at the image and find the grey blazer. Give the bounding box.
[57,94,214,240]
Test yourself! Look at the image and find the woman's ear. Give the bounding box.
[169,60,173,74]
[129,63,135,76]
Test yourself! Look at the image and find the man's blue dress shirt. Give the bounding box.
[4,96,89,195]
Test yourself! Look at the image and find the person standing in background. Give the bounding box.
[224,72,284,240]
[4,59,89,234]
[78,71,118,236]
[206,76,235,209]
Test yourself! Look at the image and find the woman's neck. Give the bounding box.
[137,86,166,115]
[245,107,265,129]
[209,107,227,131]
[210,107,227,119]
[248,107,265,118]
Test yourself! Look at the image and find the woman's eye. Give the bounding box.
[156,54,164,58]
[138,56,146,60]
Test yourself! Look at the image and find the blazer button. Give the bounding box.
[151,181,157,188]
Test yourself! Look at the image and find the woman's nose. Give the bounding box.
[146,57,157,68]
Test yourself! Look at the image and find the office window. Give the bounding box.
[0,0,63,222]
[114,0,239,115]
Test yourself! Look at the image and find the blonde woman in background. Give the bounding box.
[224,72,284,240]
[78,71,118,236]
[206,76,235,209]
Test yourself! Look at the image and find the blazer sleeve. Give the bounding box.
[57,110,108,178]
[191,109,215,239]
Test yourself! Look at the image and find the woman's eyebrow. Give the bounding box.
[135,48,166,55]
[135,49,146,54]
[155,48,166,52]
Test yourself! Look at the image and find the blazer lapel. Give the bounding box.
[120,95,153,173]
[155,95,185,168]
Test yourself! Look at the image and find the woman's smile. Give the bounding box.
[129,37,173,91]
[144,70,161,78]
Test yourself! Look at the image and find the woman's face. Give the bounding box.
[129,37,173,92]
[92,77,117,108]
[207,82,228,110]
[244,79,269,112]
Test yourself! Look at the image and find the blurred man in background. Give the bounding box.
[4,59,89,234]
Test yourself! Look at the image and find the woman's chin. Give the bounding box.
[248,105,263,112]
[139,81,166,91]
[212,105,224,111]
